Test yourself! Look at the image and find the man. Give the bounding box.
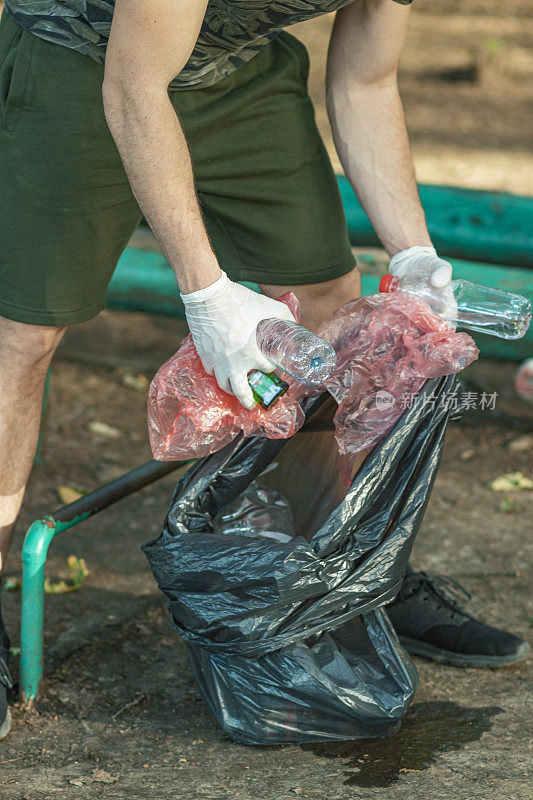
[0,0,527,738]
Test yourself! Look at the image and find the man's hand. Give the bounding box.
[389,246,457,322]
[182,274,295,409]
[389,246,452,288]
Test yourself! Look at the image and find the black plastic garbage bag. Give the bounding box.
[143,375,459,744]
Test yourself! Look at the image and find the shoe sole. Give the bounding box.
[0,708,12,739]
[400,636,530,668]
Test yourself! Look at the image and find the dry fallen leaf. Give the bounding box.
[88,420,122,439]
[91,769,118,784]
[120,370,150,393]
[44,555,90,595]
[460,449,475,461]
[57,485,84,505]
[508,434,533,453]
[490,472,533,492]
[3,576,21,592]
[499,496,516,514]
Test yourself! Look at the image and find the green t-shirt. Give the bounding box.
[4,1,412,89]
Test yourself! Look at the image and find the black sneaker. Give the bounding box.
[387,570,530,667]
[0,589,13,739]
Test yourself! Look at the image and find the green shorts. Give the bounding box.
[0,11,355,326]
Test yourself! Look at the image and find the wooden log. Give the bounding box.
[337,176,533,269]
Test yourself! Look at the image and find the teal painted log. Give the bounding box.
[337,176,533,269]
[107,249,183,317]
[107,247,258,318]
[107,247,532,362]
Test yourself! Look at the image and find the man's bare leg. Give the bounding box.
[0,317,66,574]
[260,266,366,536]
[259,265,361,332]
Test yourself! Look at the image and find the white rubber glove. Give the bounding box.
[389,245,451,287]
[389,245,457,323]
[181,271,295,409]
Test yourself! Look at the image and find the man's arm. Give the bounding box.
[102,0,221,294]
[102,0,295,408]
[327,0,431,257]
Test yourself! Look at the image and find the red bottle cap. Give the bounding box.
[379,274,400,293]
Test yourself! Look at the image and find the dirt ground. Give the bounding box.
[1,308,531,800]
[1,1,532,798]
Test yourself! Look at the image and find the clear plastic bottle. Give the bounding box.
[379,273,532,340]
[256,318,337,386]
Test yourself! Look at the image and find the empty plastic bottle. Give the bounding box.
[379,273,532,340]
[256,319,337,386]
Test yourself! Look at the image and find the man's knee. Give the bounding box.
[298,267,361,306]
[0,316,66,371]
[262,266,360,306]
[260,266,361,330]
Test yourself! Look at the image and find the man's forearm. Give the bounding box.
[103,84,221,294]
[327,78,432,257]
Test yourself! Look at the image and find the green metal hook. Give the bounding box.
[19,459,185,705]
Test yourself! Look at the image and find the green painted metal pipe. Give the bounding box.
[20,516,87,705]
[108,247,533,361]
[20,459,185,704]
[337,176,533,268]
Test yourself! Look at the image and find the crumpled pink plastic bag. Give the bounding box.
[148,289,478,469]
[316,292,479,484]
[148,293,304,460]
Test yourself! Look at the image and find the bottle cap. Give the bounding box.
[379,274,400,293]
